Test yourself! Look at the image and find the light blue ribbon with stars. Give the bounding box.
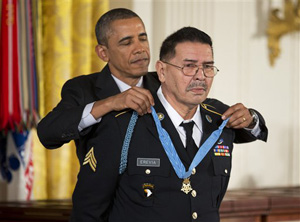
[119,107,229,178]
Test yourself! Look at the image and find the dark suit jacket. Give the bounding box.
[70,94,268,222]
[37,65,160,164]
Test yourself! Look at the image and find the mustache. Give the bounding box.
[186,81,207,91]
[131,55,149,63]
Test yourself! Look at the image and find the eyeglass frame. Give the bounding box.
[161,60,219,78]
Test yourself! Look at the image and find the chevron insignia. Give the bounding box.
[83,147,97,172]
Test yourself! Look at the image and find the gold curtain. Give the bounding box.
[33,0,108,199]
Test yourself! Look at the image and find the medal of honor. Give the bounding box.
[181,178,192,194]
[120,108,229,199]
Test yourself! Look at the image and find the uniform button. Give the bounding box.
[192,212,198,220]
[191,190,197,197]
[224,169,228,174]
[145,169,151,174]
[192,168,196,175]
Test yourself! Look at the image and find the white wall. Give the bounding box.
[111,0,300,189]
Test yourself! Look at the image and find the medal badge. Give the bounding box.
[181,178,193,194]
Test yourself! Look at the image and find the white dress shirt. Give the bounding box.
[157,87,202,147]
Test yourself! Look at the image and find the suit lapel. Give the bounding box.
[199,105,221,146]
[143,72,160,94]
[94,65,121,100]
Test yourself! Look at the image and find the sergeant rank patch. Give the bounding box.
[83,147,97,172]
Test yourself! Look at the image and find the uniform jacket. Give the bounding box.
[37,65,160,164]
[71,94,268,222]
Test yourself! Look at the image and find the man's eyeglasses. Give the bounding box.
[161,61,219,78]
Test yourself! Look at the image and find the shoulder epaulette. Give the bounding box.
[200,103,222,116]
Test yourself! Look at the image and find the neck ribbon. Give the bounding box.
[119,106,229,178]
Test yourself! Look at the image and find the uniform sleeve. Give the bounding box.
[204,98,268,143]
[70,117,123,222]
[233,108,268,143]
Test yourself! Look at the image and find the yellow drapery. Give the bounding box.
[33,0,108,199]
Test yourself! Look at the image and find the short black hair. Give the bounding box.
[159,27,213,61]
[95,8,142,46]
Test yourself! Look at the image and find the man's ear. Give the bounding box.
[95,45,109,62]
[155,60,166,83]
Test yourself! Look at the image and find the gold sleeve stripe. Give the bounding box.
[83,157,96,172]
[84,154,96,166]
[83,147,97,172]
[83,159,89,165]
[201,103,223,116]
[86,147,94,156]
[84,152,97,165]
[84,162,95,172]
[91,153,97,164]
[85,148,97,164]
[115,110,130,118]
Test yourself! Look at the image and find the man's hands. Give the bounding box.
[110,87,154,115]
[222,103,253,129]
[91,87,154,119]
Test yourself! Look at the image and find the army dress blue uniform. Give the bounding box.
[71,93,268,222]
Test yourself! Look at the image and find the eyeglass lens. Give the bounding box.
[183,66,217,77]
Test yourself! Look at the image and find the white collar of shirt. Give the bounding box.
[111,75,143,92]
[156,86,202,147]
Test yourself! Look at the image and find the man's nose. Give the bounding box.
[193,68,206,80]
[133,41,146,54]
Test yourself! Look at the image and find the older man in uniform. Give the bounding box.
[71,27,268,222]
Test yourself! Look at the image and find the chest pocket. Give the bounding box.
[210,128,234,208]
[211,152,232,208]
[124,156,171,207]
[118,116,172,207]
[212,156,232,176]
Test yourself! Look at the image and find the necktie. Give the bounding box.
[180,121,198,160]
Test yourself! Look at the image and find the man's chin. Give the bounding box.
[134,67,149,76]
[192,95,207,104]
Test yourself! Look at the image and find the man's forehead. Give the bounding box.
[175,41,211,50]
[110,17,145,34]
[174,42,213,60]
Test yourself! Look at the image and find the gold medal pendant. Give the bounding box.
[181,178,193,194]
